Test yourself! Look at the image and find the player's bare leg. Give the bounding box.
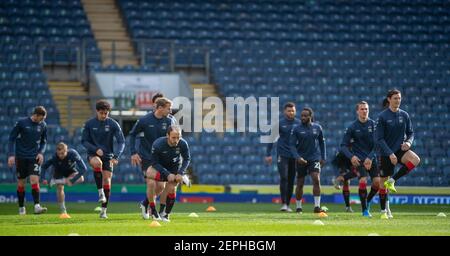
[56,184,70,218]
[30,175,46,214]
[56,173,82,218]
[67,172,85,185]
[56,184,65,213]
[386,150,421,192]
[311,172,325,214]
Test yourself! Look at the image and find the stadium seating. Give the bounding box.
[116,0,449,186]
[0,0,99,180]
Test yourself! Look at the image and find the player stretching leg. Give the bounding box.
[41,143,87,218]
[146,125,190,222]
[129,97,178,219]
[333,101,380,217]
[375,90,420,219]
[332,151,357,212]
[265,102,300,212]
[82,100,125,218]
[8,106,48,215]
[290,107,327,215]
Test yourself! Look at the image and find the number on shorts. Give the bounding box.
[314,162,321,170]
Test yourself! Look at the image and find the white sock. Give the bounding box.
[296,200,302,209]
[34,204,40,208]
[101,207,107,213]
[59,202,66,213]
[314,196,321,207]
[386,200,391,211]
[388,178,395,183]
[98,189,104,196]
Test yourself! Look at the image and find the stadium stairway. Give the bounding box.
[81,0,138,67]
[191,83,234,131]
[48,81,92,134]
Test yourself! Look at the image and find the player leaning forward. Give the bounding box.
[41,142,88,218]
[129,96,178,220]
[82,100,125,218]
[146,125,191,222]
[8,106,48,215]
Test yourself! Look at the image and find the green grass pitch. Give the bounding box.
[1,202,449,236]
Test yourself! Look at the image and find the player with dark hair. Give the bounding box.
[41,142,87,218]
[375,89,420,219]
[382,98,389,109]
[82,100,125,218]
[265,102,300,212]
[152,93,165,106]
[8,106,48,215]
[333,101,380,217]
[129,97,179,220]
[289,107,327,215]
[146,125,191,222]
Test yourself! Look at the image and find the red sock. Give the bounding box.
[165,193,176,214]
[94,167,102,173]
[359,182,367,190]
[154,172,161,181]
[31,184,40,204]
[102,184,111,208]
[17,185,25,207]
[405,161,416,172]
[32,183,40,192]
[379,188,387,210]
[343,185,350,192]
[17,185,25,193]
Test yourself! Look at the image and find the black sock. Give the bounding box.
[367,186,378,203]
[142,198,149,212]
[17,189,25,207]
[149,202,157,213]
[94,171,103,190]
[392,165,409,181]
[165,194,176,214]
[31,184,40,204]
[101,185,110,208]
[343,186,350,207]
[359,187,368,211]
[159,204,166,214]
[379,189,387,211]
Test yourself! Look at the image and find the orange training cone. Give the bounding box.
[206,206,216,212]
[149,220,161,227]
[59,213,72,219]
[318,212,328,218]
